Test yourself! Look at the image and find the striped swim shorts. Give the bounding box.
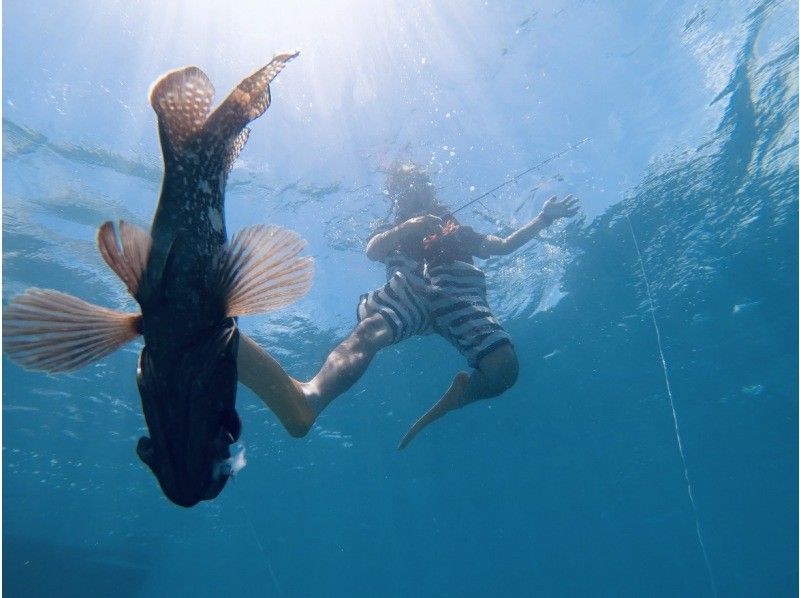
[357,256,512,367]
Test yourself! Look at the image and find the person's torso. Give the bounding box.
[377,212,483,270]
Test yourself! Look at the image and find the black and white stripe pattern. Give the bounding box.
[427,261,511,366]
[357,258,512,366]
[357,255,431,341]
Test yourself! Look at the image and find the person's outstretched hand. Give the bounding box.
[541,194,580,222]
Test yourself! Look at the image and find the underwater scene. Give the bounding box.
[2,1,797,596]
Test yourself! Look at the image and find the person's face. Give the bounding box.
[395,181,435,216]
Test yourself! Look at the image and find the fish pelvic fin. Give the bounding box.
[3,289,142,373]
[149,52,299,177]
[216,225,313,317]
[97,221,152,300]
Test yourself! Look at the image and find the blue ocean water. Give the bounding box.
[2,1,797,596]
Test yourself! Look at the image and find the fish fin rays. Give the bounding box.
[148,53,298,175]
[216,225,313,317]
[148,66,215,159]
[203,52,299,142]
[97,220,152,299]
[222,128,250,176]
[3,289,142,373]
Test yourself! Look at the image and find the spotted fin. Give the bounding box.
[97,221,152,299]
[148,66,214,159]
[216,225,313,317]
[148,52,298,176]
[203,52,299,143]
[222,128,250,175]
[3,289,141,373]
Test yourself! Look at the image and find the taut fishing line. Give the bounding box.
[239,504,285,597]
[626,215,718,598]
[451,137,589,215]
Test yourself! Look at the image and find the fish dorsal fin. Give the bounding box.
[148,53,297,175]
[203,52,299,144]
[223,128,250,176]
[3,289,142,373]
[216,225,313,317]
[97,221,152,299]
[148,66,215,157]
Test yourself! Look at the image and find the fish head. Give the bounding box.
[135,319,243,507]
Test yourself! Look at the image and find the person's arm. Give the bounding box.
[476,194,579,258]
[365,214,443,261]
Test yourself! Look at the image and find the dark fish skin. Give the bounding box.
[133,56,297,508]
[134,146,240,508]
[2,55,303,507]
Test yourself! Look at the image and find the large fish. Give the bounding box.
[3,53,312,507]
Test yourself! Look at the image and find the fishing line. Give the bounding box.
[240,504,285,598]
[626,215,718,598]
[451,137,589,215]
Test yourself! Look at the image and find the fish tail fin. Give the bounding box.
[3,289,142,373]
[216,225,313,317]
[149,52,298,178]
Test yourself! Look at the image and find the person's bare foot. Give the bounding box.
[397,371,470,450]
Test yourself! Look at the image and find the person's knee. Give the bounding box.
[477,344,519,395]
[352,314,393,352]
[285,410,314,438]
[495,349,519,393]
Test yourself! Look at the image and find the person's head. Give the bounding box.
[385,162,439,220]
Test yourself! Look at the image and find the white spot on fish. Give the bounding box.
[213,445,247,480]
[208,207,223,232]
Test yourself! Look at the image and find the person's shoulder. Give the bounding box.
[453,219,487,256]
[366,220,394,243]
[454,221,485,239]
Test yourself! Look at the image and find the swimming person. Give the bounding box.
[237,163,579,448]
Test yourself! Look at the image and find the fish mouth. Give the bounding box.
[135,318,242,507]
[137,415,241,508]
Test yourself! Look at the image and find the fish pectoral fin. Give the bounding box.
[3,288,142,373]
[216,225,313,317]
[97,221,152,299]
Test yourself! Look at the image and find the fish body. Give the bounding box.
[4,54,312,507]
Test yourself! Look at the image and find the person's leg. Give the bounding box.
[302,313,394,415]
[238,313,394,437]
[237,333,313,438]
[397,342,518,449]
